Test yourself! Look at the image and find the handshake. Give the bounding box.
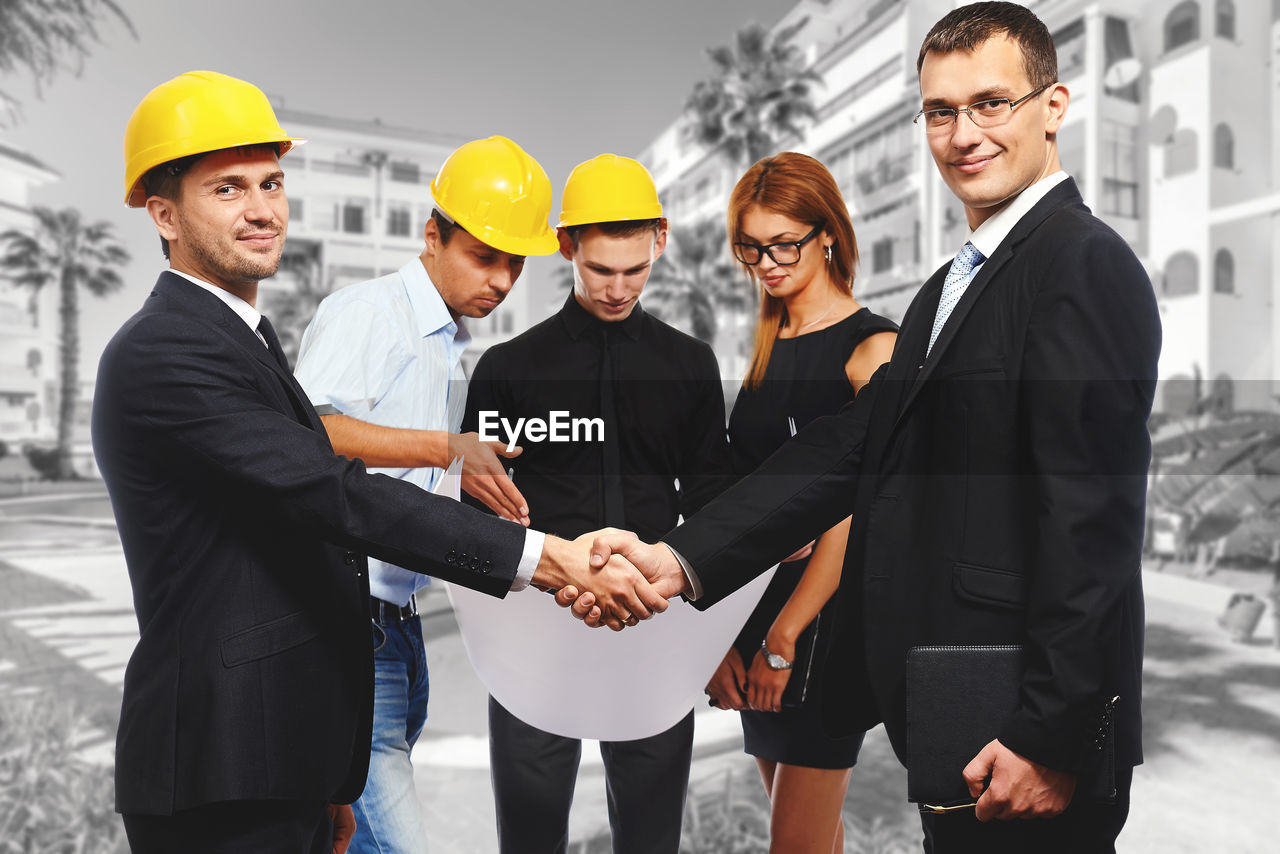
[533,530,689,631]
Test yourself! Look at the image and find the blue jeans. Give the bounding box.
[351,613,430,854]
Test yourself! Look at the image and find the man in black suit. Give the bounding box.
[95,70,664,854]
[575,4,1160,851]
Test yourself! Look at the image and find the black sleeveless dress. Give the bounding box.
[728,306,897,768]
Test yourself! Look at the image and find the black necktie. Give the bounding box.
[599,326,626,527]
[256,315,290,371]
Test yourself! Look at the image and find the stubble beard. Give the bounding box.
[180,212,282,287]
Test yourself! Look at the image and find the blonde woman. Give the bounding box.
[705,152,896,853]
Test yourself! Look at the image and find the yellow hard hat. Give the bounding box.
[429,136,558,256]
[558,154,663,228]
[123,70,305,207]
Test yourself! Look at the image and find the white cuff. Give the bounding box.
[662,542,702,601]
[510,529,545,592]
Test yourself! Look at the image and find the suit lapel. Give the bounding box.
[891,179,1083,429]
[152,273,323,431]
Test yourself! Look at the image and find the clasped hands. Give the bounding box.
[533,529,686,631]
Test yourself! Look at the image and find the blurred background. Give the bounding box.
[1,1,1277,851]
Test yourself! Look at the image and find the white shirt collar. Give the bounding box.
[968,170,1069,259]
[411,260,471,349]
[170,268,264,339]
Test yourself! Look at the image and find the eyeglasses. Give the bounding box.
[913,82,1055,134]
[733,224,824,266]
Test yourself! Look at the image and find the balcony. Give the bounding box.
[852,152,914,212]
[0,366,40,396]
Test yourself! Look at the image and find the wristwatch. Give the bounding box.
[761,639,793,671]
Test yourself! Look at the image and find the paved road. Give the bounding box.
[0,489,1275,852]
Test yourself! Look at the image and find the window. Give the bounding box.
[1214,249,1234,294]
[1213,124,1234,169]
[1164,1,1200,52]
[1164,251,1199,296]
[291,198,304,224]
[823,142,857,206]
[871,237,893,273]
[387,206,412,237]
[341,203,366,234]
[390,161,421,184]
[1164,128,1198,177]
[1052,19,1086,82]
[1216,0,1235,39]
[1101,121,1139,218]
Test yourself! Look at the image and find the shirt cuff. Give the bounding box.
[510,528,545,592]
[662,542,702,601]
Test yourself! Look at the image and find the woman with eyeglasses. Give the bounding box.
[705,151,897,853]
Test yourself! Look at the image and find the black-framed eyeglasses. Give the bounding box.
[733,223,824,266]
[913,81,1055,134]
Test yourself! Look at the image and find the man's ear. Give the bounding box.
[422,216,441,258]
[652,218,669,262]
[556,227,575,262]
[1044,82,1070,135]
[146,196,179,244]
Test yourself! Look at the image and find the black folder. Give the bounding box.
[905,644,1118,809]
[905,644,1023,807]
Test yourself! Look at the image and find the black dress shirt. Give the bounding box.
[462,295,731,542]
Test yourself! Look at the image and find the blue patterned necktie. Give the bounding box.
[927,241,986,355]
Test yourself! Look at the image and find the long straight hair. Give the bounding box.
[727,152,859,389]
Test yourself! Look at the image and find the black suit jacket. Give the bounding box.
[93,273,526,815]
[666,179,1160,782]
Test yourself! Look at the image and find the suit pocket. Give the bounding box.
[952,563,1026,610]
[934,357,1005,380]
[220,611,321,667]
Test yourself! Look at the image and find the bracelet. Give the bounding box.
[761,638,793,671]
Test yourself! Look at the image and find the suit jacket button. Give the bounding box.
[344,552,356,565]
[482,560,492,574]
[458,552,469,567]
[446,548,458,565]
[470,556,481,570]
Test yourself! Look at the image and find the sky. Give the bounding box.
[4,0,788,373]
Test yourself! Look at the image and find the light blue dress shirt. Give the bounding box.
[295,258,470,605]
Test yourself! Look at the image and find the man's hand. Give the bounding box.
[450,432,529,525]
[706,650,749,711]
[534,532,668,630]
[558,530,690,628]
[328,803,355,854]
[963,739,1077,822]
[589,530,689,598]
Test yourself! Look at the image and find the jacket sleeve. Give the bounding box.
[111,312,525,597]
[664,363,883,609]
[675,341,734,519]
[997,223,1160,772]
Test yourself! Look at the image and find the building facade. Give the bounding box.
[0,139,58,446]
[641,0,1280,411]
[262,107,529,373]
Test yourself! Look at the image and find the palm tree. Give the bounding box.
[260,238,328,366]
[684,17,822,168]
[645,219,745,346]
[0,0,133,126]
[0,207,129,479]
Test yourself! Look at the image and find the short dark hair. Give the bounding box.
[142,143,282,260]
[916,1,1057,89]
[431,208,467,245]
[564,218,663,250]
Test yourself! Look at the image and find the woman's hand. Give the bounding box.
[705,650,749,711]
[747,632,796,713]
